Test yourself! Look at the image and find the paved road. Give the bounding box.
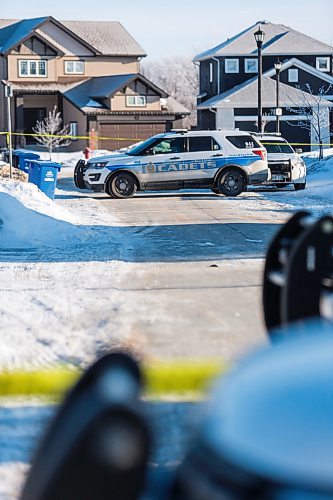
[57,176,290,361]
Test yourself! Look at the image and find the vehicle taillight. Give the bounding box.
[253,149,266,161]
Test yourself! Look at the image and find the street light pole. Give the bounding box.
[274,59,282,134]
[254,27,265,133]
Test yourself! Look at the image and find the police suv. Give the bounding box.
[254,134,307,190]
[74,130,269,198]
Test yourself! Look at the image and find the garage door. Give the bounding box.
[98,123,166,151]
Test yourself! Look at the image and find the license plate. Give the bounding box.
[272,175,285,181]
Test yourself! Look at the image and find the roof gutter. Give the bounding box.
[212,57,220,95]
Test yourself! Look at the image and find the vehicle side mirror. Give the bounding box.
[295,148,303,154]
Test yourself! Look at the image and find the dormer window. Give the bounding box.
[64,60,85,75]
[126,95,146,107]
[225,59,239,74]
[316,57,330,72]
[19,59,47,77]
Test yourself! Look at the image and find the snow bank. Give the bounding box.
[0,181,87,248]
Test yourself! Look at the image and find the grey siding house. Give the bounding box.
[194,21,333,150]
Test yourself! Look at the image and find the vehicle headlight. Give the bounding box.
[88,161,108,169]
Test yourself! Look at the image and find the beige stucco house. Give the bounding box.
[0,17,189,151]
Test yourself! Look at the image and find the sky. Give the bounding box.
[1,0,332,60]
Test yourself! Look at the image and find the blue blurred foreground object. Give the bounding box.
[173,328,333,499]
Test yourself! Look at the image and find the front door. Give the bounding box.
[23,108,46,144]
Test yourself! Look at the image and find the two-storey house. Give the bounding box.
[194,21,333,150]
[0,17,189,151]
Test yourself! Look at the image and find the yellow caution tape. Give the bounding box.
[0,131,138,142]
[0,360,227,399]
[0,131,332,147]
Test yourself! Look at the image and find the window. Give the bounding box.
[209,62,213,83]
[226,135,261,149]
[225,59,239,73]
[126,95,146,107]
[288,69,298,82]
[316,57,330,72]
[244,58,258,73]
[262,140,294,154]
[149,137,186,155]
[69,122,78,141]
[19,59,47,77]
[189,136,220,152]
[64,60,85,75]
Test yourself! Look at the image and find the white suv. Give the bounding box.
[74,130,269,198]
[255,134,306,190]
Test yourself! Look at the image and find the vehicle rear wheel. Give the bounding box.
[107,172,137,199]
[218,169,245,197]
[294,182,306,191]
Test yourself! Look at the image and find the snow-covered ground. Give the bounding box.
[0,148,332,498]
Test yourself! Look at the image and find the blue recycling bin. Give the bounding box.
[13,150,40,172]
[28,160,62,199]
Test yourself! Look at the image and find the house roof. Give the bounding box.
[264,57,333,85]
[0,18,146,56]
[194,20,333,61]
[63,73,168,109]
[61,21,146,57]
[197,75,333,109]
[0,17,48,54]
[3,73,189,116]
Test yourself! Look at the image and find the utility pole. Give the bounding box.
[5,83,13,179]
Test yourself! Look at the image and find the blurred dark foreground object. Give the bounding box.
[20,331,333,500]
[20,352,150,500]
[20,211,333,499]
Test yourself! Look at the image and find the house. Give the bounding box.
[194,21,333,150]
[0,17,189,151]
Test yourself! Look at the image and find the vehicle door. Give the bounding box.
[138,136,187,189]
[180,136,223,187]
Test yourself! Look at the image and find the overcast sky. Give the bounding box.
[1,0,332,60]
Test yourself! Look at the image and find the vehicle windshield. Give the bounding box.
[126,136,162,156]
[261,140,294,154]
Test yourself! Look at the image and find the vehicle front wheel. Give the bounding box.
[107,172,137,199]
[294,182,306,191]
[217,169,245,197]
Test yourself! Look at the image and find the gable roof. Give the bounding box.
[264,57,333,85]
[194,21,333,61]
[197,74,332,110]
[0,17,48,54]
[0,18,146,57]
[63,73,168,109]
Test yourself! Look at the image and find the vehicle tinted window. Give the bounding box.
[189,136,220,152]
[127,137,159,155]
[150,137,186,155]
[226,135,261,149]
[261,141,294,154]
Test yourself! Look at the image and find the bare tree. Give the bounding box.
[33,105,72,159]
[255,111,275,133]
[143,56,199,128]
[286,84,332,160]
